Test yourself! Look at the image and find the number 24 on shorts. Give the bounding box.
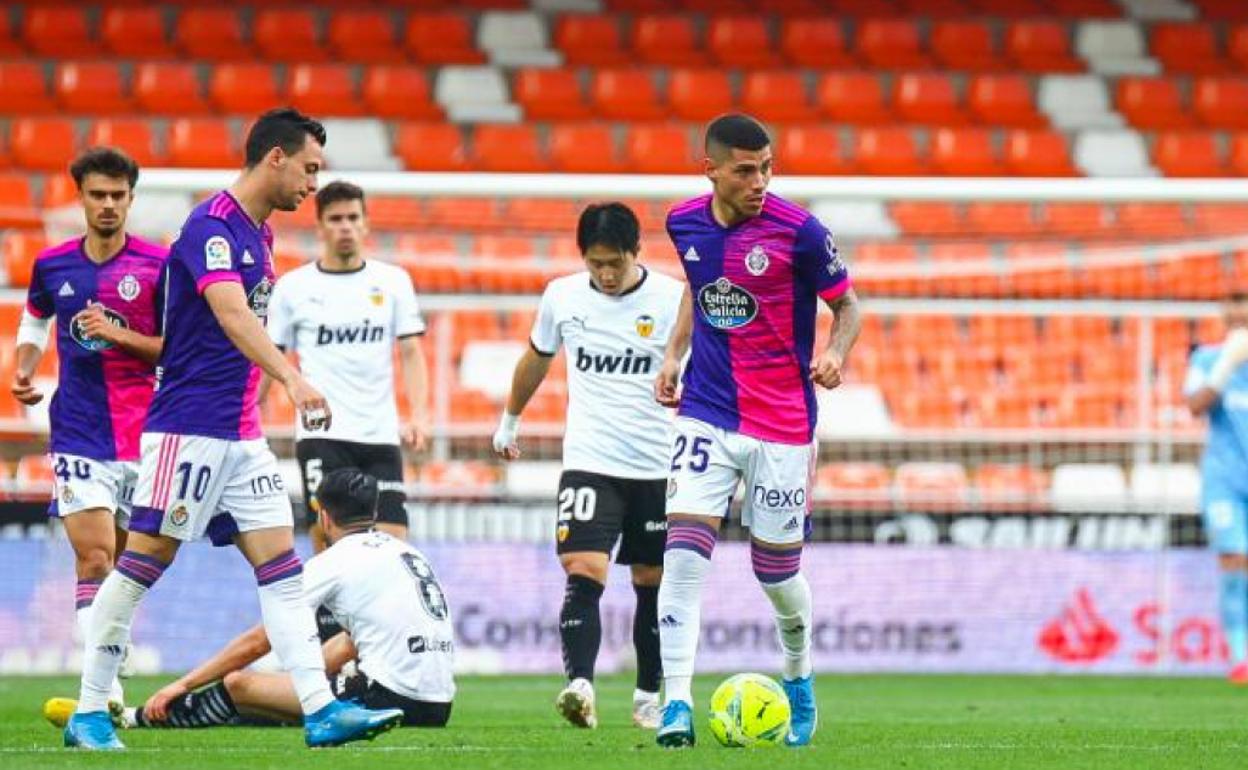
[671,435,711,473]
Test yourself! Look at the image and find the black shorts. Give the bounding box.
[295,439,407,527]
[555,470,667,566]
[333,671,452,727]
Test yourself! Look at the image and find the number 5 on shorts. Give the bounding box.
[670,435,711,473]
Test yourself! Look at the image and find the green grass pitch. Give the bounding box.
[1,674,1246,769]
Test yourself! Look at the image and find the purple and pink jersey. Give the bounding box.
[144,191,275,441]
[666,193,851,445]
[24,236,167,461]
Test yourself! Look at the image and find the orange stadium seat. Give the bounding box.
[549,124,625,173]
[327,10,404,64]
[683,0,752,11]
[625,125,695,174]
[504,198,579,232]
[976,0,1048,18]
[964,201,1038,236]
[1193,78,1248,129]
[1117,203,1188,238]
[931,20,1006,71]
[11,118,76,172]
[87,119,163,167]
[706,17,782,68]
[590,69,666,120]
[287,64,364,116]
[0,62,54,114]
[554,15,629,66]
[815,72,892,125]
[928,241,997,296]
[394,123,471,171]
[175,8,251,62]
[1194,0,1248,20]
[667,69,733,121]
[931,128,1004,176]
[3,231,46,288]
[894,73,969,125]
[134,63,209,115]
[606,0,668,10]
[362,67,441,120]
[55,62,131,115]
[101,7,175,59]
[0,174,38,228]
[779,18,854,68]
[1229,134,1248,177]
[1192,202,1248,233]
[837,0,905,14]
[855,128,927,175]
[777,126,850,175]
[472,125,549,172]
[405,13,486,65]
[889,201,961,236]
[632,15,706,66]
[1005,20,1083,72]
[425,197,501,231]
[759,0,824,11]
[895,462,969,509]
[973,464,1049,509]
[1152,132,1227,177]
[1231,26,1248,70]
[166,119,236,168]
[40,175,78,209]
[856,19,932,70]
[0,11,22,57]
[15,454,54,493]
[741,71,816,123]
[253,9,326,62]
[209,63,281,116]
[814,462,892,508]
[1115,77,1193,130]
[968,75,1045,127]
[1040,201,1109,235]
[23,6,99,58]
[472,235,540,264]
[514,69,591,120]
[901,0,972,15]
[1151,23,1229,75]
[1004,129,1078,176]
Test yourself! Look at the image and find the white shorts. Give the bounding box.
[129,433,293,547]
[51,453,136,528]
[665,417,815,545]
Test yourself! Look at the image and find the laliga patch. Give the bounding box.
[117,274,140,302]
[697,278,758,330]
[635,314,655,338]
[745,245,769,276]
[826,234,846,275]
[205,235,232,271]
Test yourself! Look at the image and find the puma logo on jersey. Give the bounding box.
[316,320,385,345]
[575,347,652,375]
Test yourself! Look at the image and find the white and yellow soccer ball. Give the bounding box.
[707,673,791,748]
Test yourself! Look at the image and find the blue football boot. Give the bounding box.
[655,700,695,748]
[64,711,125,750]
[304,699,404,748]
[782,675,818,747]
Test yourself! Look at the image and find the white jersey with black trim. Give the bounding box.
[267,260,425,445]
[531,268,684,479]
[302,530,455,704]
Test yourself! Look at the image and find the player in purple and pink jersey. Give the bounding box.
[11,148,166,707]
[652,115,862,748]
[65,109,402,751]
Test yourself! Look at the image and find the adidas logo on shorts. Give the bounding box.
[782,516,800,532]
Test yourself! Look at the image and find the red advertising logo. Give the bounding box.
[1038,588,1120,663]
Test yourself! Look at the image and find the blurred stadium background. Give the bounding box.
[0,0,1246,681]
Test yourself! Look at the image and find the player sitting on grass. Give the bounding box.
[46,469,455,731]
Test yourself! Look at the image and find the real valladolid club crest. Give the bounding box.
[745,245,769,276]
[635,314,655,338]
[117,274,140,302]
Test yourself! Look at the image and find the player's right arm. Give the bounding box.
[143,623,272,722]
[655,284,692,408]
[1187,329,1248,416]
[11,259,54,405]
[493,285,560,460]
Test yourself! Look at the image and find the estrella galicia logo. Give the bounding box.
[70,306,128,351]
[248,278,273,319]
[697,278,758,330]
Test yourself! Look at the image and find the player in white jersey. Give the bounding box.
[44,469,455,730]
[493,203,684,730]
[265,181,430,553]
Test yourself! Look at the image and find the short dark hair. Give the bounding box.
[244,107,327,168]
[69,147,139,190]
[316,468,379,529]
[705,113,771,155]
[315,180,367,219]
[576,202,640,255]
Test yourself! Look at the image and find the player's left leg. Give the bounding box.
[742,438,818,747]
[1201,486,1248,682]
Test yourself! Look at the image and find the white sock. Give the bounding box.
[257,574,335,715]
[658,548,712,706]
[78,604,126,705]
[761,573,814,680]
[77,573,146,713]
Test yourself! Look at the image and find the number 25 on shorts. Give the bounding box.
[670,435,711,473]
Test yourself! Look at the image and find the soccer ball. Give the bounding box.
[707,673,791,748]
